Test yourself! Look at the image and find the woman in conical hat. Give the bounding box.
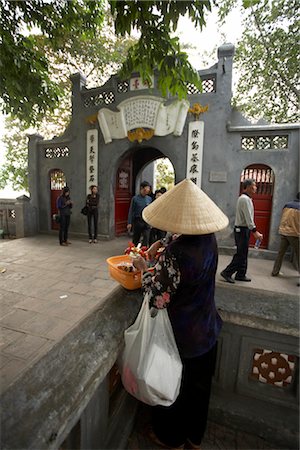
[133,179,228,449]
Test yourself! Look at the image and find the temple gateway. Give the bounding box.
[28,43,299,250]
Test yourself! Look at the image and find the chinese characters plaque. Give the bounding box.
[186,121,204,188]
[86,130,98,194]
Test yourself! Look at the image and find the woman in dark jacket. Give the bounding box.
[57,186,73,246]
[133,179,229,450]
[86,185,99,243]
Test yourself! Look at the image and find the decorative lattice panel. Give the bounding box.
[187,76,216,95]
[8,209,16,219]
[50,170,66,190]
[117,81,129,93]
[250,349,296,387]
[202,77,216,93]
[241,135,288,150]
[241,167,274,194]
[83,91,115,107]
[45,147,70,159]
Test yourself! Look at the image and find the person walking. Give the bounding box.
[57,186,73,246]
[132,179,229,449]
[272,193,300,277]
[127,181,152,246]
[86,185,99,243]
[220,179,263,283]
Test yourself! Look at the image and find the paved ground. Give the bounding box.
[0,234,298,450]
[127,404,280,450]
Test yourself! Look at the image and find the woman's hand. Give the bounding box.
[146,240,161,260]
[132,255,148,272]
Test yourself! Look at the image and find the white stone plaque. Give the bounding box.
[209,171,227,182]
[98,95,189,144]
[186,121,204,188]
[86,129,98,194]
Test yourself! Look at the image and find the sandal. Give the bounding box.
[186,439,202,449]
[147,426,184,450]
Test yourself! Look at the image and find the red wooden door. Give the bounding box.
[50,170,66,230]
[240,165,274,249]
[115,157,133,235]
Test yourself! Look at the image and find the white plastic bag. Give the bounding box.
[119,293,183,406]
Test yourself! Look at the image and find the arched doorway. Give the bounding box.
[114,148,175,235]
[240,164,274,249]
[50,169,66,230]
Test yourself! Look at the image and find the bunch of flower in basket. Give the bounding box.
[124,242,148,259]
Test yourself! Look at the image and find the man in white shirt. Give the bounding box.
[221,179,263,283]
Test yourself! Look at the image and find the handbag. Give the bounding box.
[52,213,60,223]
[118,293,182,406]
[81,206,88,215]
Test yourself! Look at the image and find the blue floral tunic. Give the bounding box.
[142,234,222,358]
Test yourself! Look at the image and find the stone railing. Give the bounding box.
[1,285,298,450]
[0,199,17,238]
[0,196,38,239]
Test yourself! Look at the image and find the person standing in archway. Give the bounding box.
[127,181,152,246]
[86,185,99,243]
[220,179,263,283]
[57,186,73,246]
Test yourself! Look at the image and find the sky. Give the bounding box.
[0,5,243,199]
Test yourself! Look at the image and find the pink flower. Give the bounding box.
[155,292,170,309]
[162,292,170,302]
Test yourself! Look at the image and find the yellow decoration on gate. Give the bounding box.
[85,114,98,125]
[127,128,154,143]
[188,103,209,119]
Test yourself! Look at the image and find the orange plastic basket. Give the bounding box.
[106,255,142,290]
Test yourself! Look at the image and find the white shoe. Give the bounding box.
[89,239,93,244]
[93,239,98,243]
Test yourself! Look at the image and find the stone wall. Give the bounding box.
[26,43,300,250]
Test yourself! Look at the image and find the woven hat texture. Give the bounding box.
[142,179,229,235]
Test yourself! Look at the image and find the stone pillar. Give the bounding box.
[15,195,37,237]
[217,43,235,102]
[70,72,87,115]
[27,133,43,233]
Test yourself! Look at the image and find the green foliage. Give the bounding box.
[0,0,105,124]
[0,116,29,191]
[155,159,175,190]
[0,11,137,191]
[220,0,300,123]
[0,0,213,124]
[110,0,213,98]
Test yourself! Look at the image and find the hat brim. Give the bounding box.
[142,179,229,235]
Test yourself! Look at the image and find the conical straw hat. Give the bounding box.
[142,179,229,235]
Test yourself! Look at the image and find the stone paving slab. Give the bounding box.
[0,234,299,396]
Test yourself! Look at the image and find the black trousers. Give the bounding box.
[132,217,150,247]
[149,228,166,245]
[87,209,98,240]
[223,227,250,277]
[152,344,217,448]
[59,215,71,244]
